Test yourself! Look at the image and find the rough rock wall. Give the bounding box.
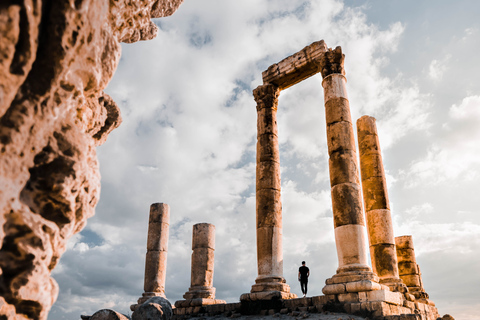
[0,0,183,319]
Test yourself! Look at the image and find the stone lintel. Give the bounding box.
[262,40,328,90]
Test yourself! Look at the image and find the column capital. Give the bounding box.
[318,46,346,78]
[253,83,280,111]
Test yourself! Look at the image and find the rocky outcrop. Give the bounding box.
[0,0,183,319]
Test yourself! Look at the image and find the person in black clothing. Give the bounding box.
[298,261,310,297]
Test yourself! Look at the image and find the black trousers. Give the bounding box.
[300,280,308,295]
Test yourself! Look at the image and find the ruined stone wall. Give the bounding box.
[0,1,183,319]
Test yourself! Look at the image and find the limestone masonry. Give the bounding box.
[0,1,184,319]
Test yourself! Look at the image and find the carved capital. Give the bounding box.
[253,84,280,111]
[318,46,345,78]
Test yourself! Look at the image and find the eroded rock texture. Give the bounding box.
[0,0,184,319]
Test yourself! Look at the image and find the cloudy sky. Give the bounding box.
[49,1,480,319]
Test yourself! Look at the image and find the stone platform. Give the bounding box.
[172,291,440,320]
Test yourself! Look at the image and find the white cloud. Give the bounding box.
[428,55,450,81]
[401,95,480,187]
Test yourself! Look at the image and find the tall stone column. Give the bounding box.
[395,236,429,300]
[131,203,170,311]
[319,47,379,295]
[175,223,225,308]
[357,116,406,292]
[241,84,295,301]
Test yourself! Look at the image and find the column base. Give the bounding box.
[130,292,166,311]
[183,286,215,300]
[323,269,386,295]
[241,276,297,301]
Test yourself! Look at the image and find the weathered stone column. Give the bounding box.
[241,84,295,301]
[357,116,406,292]
[319,47,380,295]
[175,223,225,308]
[131,203,170,311]
[395,236,429,300]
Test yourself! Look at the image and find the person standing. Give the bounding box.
[298,261,310,297]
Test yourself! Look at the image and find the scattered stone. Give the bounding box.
[89,309,130,320]
[132,296,173,320]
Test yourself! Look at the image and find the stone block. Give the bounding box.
[256,106,278,135]
[397,261,418,275]
[404,293,415,302]
[311,295,335,305]
[307,306,317,313]
[366,290,404,305]
[322,283,346,295]
[403,300,415,310]
[328,150,360,186]
[365,209,395,246]
[322,73,348,101]
[359,151,384,181]
[399,274,421,288]
[338,292,359,303]
[298,307,308,312]
[331,183,365,227]
[327,272,379,284]
[325,97,352,126]
[257,134,280,162]
[350,302,362,313]
[224,303,240,312]
[280,308,289,314]
[192,223,215,249]
[395,236,414,250]
[326,121,356,155]
[256,161,281,191]
[346,280,382,293]
[146,222,170,251]
[357,115,379,147]
[256,190,282,227]
[175,308,185,315]
[370,244,399,278]
[362,177,390,211]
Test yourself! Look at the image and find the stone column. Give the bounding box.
[395,236,429,299]
[185,223,216,299]
[319,47,379,295]
[241,84,295,301]
[131,203,170,311]
[176,223,225,307]
[357,116,406,292]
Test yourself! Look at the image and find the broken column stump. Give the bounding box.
[357,115,407,292]
[131,203,170,311]
[175,223,225,309]
[395,235,433,304]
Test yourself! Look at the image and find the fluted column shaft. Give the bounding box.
[320,48,370,274]
[357,116,401,285]
[144,203,170,296]
[254,84,284,282]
